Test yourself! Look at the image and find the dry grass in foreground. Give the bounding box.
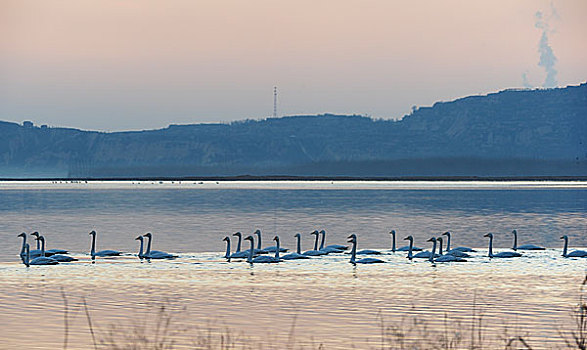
[59,274,587,350]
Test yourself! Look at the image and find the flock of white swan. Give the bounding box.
[16,228,587,266]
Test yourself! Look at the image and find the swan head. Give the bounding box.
[273,236,279,242]
[389,230,396,236]
[427,237,436,243]
[484,233,493,238]
[37,235,45,242]
[232,232,242,238]
[294,233,301,238]
[244,235,254,242]
[512,229,517,235]
[222,236,229,242]
[254,230,261,236]
[403,235,413,241]
[18,232,26,238]
[143,232,152,238]
[135,236,143,241]
[560,235,568,240]
[442,231,450,237]
[436,236,443,243]
[89,230,96,236]
[31,232,40,238]
[311,230,319,236]
[319,230,325,234]
[347,234,357,243]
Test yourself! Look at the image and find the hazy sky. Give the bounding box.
[1,0,586,131]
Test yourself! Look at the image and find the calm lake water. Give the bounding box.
[0,181,586,349]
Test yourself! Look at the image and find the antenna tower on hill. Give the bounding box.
[273,86,278,118]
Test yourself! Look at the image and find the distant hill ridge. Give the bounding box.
[1,83,586,177]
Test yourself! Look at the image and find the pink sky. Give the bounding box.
[1,0,586,130]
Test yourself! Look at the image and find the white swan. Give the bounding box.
[411,236,440,259]
[403,235,415,260]
[348,234,384,264]
[142,232,177,259]
[435,236,467,262]
[25,232,48,258]
[442,231,476,253]
[560,235,587,258]
[230,232,251,259]
[484,233,522,258]
[29,236,59,265]
[252,230,270,254]
[319,230,345,254]
[31,231,68,255]
[37,236,77,262]
[437,236,470,258]
[89,230,122,258]
[320,230,348,251]
[258,229,288,253]
[303,231,328,256]
[281,233,311,260]
[390,230,422,252]
[245,235,279,263]
[512,230,545,251]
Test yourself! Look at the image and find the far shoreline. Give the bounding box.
[1,175,587,182]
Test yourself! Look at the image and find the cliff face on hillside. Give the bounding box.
[1,83,586,177]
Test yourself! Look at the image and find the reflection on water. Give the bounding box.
[0,182,585,349]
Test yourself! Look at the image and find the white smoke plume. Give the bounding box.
[534,8,558,88]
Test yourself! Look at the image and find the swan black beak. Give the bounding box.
[135,236,142,240]
[559,236,564,239]
[427,237,435,242]
[483,233,490,237]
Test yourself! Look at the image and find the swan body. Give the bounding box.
[390,230,422,252]
[412,251,440,259]
[49,254,78,262]
[320,230,348,252]
[484,233,522,258]
[142,233,177,259]
[512,230,545,251]
[348,234,384,264]
[560,236,587,258]
[445,249,470,258]
[442,232,476,252]
[89,231,122,258]
[355,249,381,255]
[281,233,311,260]
[303,231,327,256]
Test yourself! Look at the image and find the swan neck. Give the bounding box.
[25,244,30,267]
[256,233,261,250]
[138,239,144,258]
[445,234,451,251]
[91,233,96,256]
[248,239,254,263]
[438,239,443,255]
[563,237,568,257]
[350,240,357,263]
[408,239,413,260]
[41,238,45,257]
[275,239,280,259]
[236,235,241,252]
[20,235,26,256]
[224,240,230,258]
[391,232,396,252]
[513,231,518,250]
[36,237,40,250]
[313,234,318,251]
[296,235,301,254]
[319,232,325,250]
[488,236,493,257]
[429,240,436,263]
[145,235,152,255]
